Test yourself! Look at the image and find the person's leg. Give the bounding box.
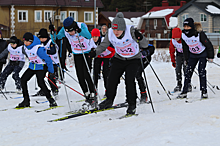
[0,65,14,89]
[12,65,23,90]
[102,58,110,90]
[136,65,147,102]
[174,56,183,91]
[0,63,4,74]
[48,65,58,95]
[93,58,102,88]
[198,57,208,97]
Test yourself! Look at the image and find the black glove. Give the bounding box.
[74,24,81,33]
[134,30,143,41]
[89,48,96,58]
[141,50,150,57]
[217,53,220,58]
[172,62,176,68]
[68,53,72,57]
[49,25,55,33]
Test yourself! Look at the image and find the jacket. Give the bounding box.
[0,38,8,63]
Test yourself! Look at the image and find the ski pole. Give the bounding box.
[0,88,8,100]
[49,18,72,111]
[35,76,38,90]
[212,61,220,67]
[195,68,215,88]
[139,54,155,113]
[45,75,59,89]
[76,32,101,102]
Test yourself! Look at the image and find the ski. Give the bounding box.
[117,114,138,119]
[75,97,106,103]
[48,102,128,122]
[10,96,23,99]
[36,100,49,104]
[0,106,32,111]
[0,91,22,94]
[185,98,208,103]
[35,106,63,113]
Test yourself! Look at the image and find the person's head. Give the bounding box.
[91,28,100,42]
[23,32,33,46]
[9,36,18,48]
[112,12,126,37]
[63,17,78,36]
[101,25,107,35]
[183,18,194,30]
[37,28,49,43]
[172,27,182,41]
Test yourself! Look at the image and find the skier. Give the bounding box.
[178,18,214,99]
[169,27,192,92]
[89,12,148,115]
[49,17,97,107]
[100,25,108,38]
[136,44,155,103]
[0,36,25,92]
[0,30,8,74]
[91,28,115,95]
[33,28,59,96]
[16,32,57,108]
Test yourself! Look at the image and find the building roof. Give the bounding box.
[0,0,104,8]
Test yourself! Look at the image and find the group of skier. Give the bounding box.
[0,11,218,115]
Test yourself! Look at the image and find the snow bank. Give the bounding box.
[141,9,174,18]
[169,17,178,28]
[206,5,220,14]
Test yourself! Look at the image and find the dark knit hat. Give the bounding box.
[37,28,49,38]
[9,36,18,44]
[23,32,34,42]
[183,18,195,30]
[112,12,126,31]
[63,17,78,32]
[91,28,100,37]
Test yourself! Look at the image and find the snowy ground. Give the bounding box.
[1,57,220,146]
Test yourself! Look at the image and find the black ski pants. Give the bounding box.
[93,58,110,90]
[183,57,207,92]
[74,54,94,94]
[175,56,186,86]
[48,64,58,92]
[106,58,140,107]
[21,67,52,101]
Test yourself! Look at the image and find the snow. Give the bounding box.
[169,17,178,28]
[108,17,140,28]
[206,5,220,14]
[1,55,220,146]
[141,9,174,18]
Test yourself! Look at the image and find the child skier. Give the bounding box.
[89,12,148,115]
[136,44,155,103]
[0,36,25,92]
[91,28,115,94]
[178,18,214,99]
[34,28,59,96]
[16,32,57,108]
[169,28,192,92]
[49,17,97,107]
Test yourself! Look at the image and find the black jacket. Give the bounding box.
[0,38,8,63]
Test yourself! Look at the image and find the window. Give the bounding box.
[44,10,52,22]
[69,11,78,21]
[145,19,149,28]
[154,19,157,26]
[18,10,28,22]
[162,19,166,27]
[182,14,188,22]
[60,11,67,22]
[35,10,42,22]
[84,11,93,23]
[201,14,207,22]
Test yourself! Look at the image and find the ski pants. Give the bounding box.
[175,56,186,86]
[106,58,140,107]
[74,54,95,94]
[48,64,58,92]
[93,58,110,90]
[183,57,207,92]
[0,63,4,74]
[0,64,23,89]
[21,67,52,102]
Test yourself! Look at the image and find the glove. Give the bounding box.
[207,58,213,63]
[68,53,72,57]
[172,62,176,68]
[89,48,96,58]
[217,53,220,58]
[74,24,81,33]
[49,72,55,77]
[49,24,55,33]
[134,30,143,41]
[141,50,150,57]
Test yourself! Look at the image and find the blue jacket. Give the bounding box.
[25,36,54,73]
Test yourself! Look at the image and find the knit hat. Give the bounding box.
[91,28,100,37]
[37,28,49,38]
[183,18,195,30]
[23,32,34,42]
[112,12,126,31]
[63,17,78,32]
[9,36,18,44]
[172,28,182,38]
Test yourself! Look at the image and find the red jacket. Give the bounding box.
[97,46,115,58]
[169,28,182,63]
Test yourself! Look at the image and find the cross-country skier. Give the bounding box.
[0,30,8,74]
[178,18,214,99]
[49,17,97,107]
[169,27,192,92]
[16,32,57,108]
[89,12,148,115]
[0,36,25,92]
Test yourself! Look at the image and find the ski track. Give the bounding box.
[1,59,220,146]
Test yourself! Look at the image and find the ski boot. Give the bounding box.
[98,99,113,110]
[48,97,58,107]
[188,84,192,92]
[201,90,208,99]
[173,85,181,92]
[126,104,136,115]
[177,91,187,99]
[88,93,98,108]
[140,92,148,104]
[52,89,59,96]
[33,90,45,96]
[16,98,30,108]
